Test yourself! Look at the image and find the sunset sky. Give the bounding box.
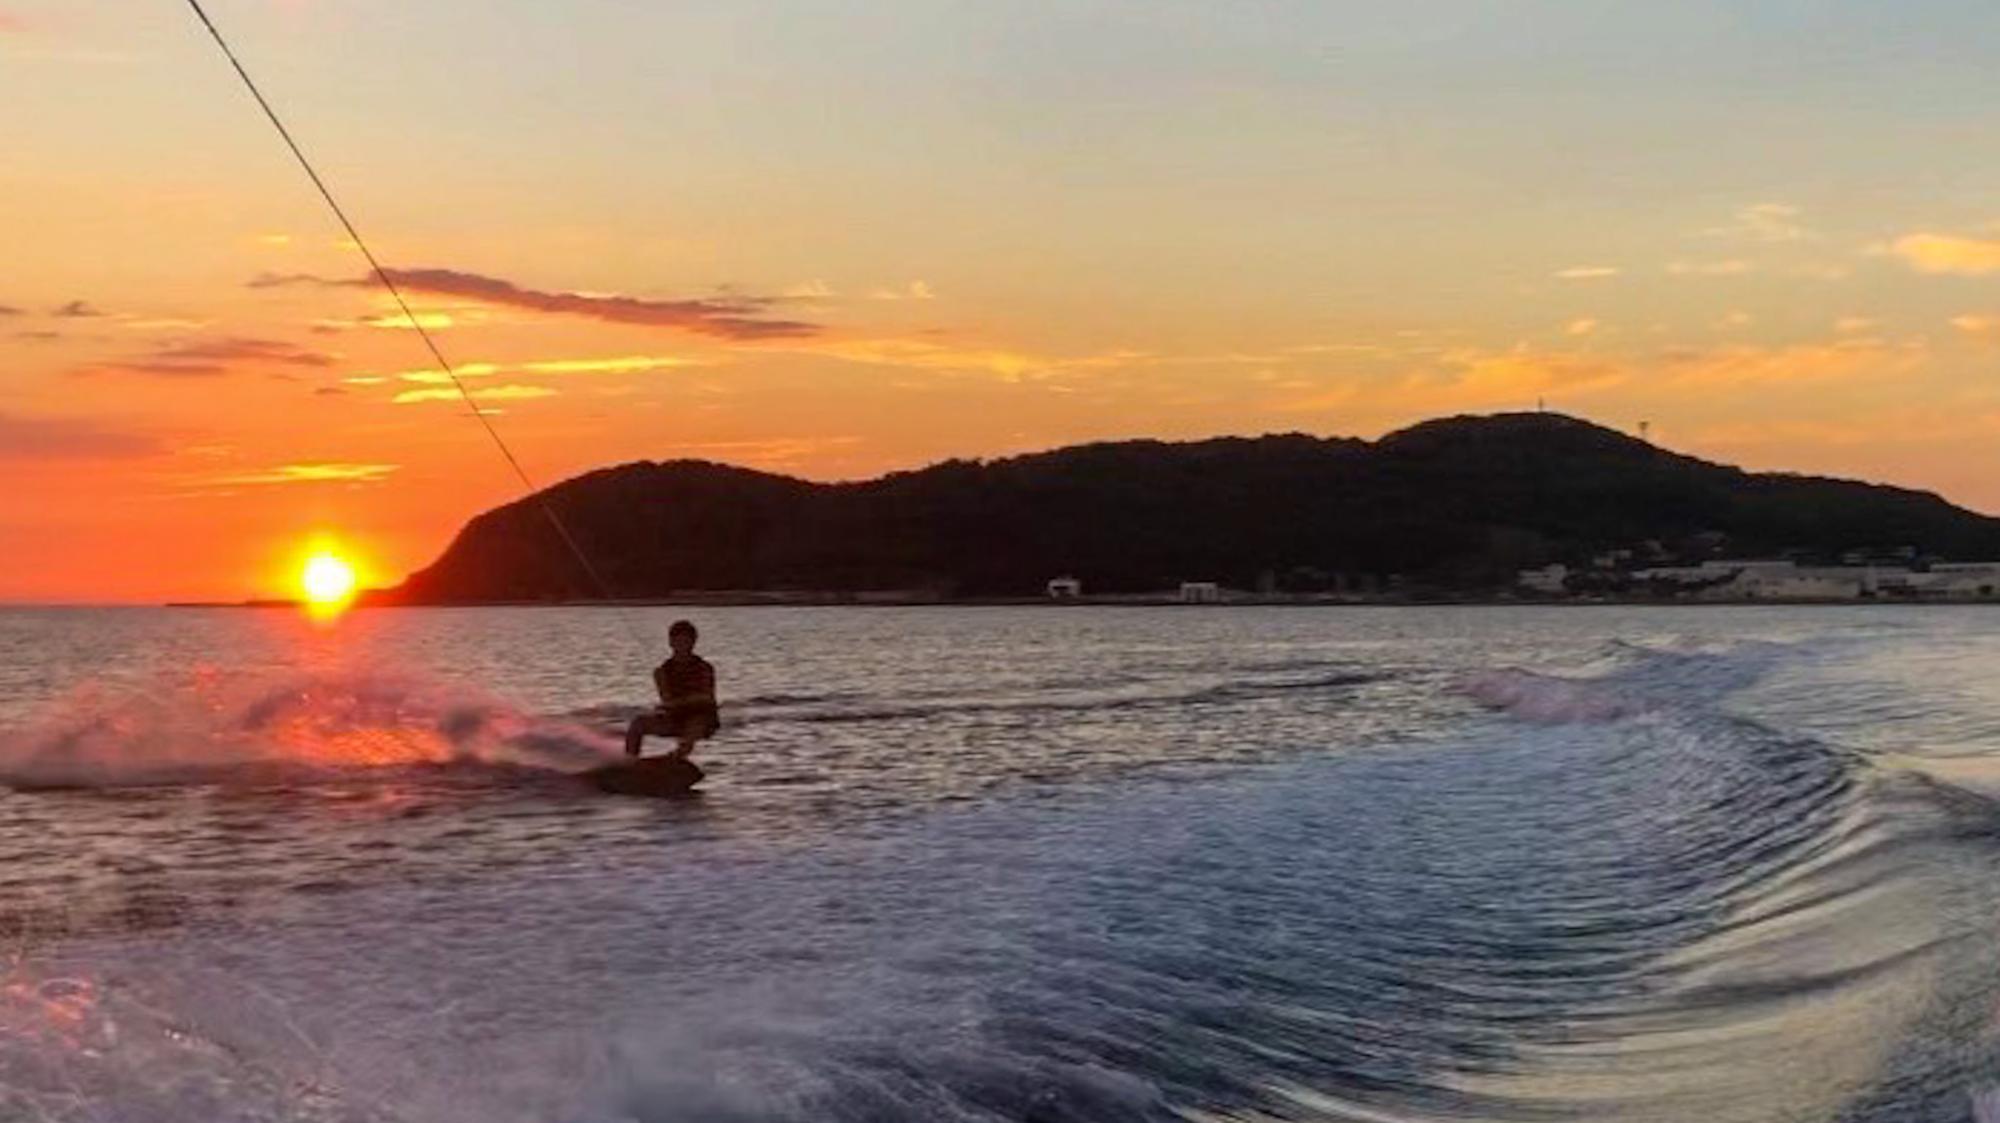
[6,0,2000,601]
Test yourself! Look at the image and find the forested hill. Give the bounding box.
[381,412,2000,602]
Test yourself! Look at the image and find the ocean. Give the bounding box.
[2,604,1999,1122]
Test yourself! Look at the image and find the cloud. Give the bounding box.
[1658,337,1922,388]
[1834,316,1878,334]
[1554,266,1620,280]
[1565,318,1599,337]
[250,268,819,340]
[670,436,863,466]
[211,462,398,485]
[1891,232,2000,276]
[53,300,104,318]
[804,338,1146,381]
[0,304,20,317]
[0,13,24,33]
[14,330,60,342]
[351,354,693,388]
[1281,345,1625,415]
[392,384,557,405]
[363,311,457,330]
[869,281,936,301]
[1952,314,2000,344]
[1667,259,1755,276]
[0,412,156,460]
[1708,203,1810,243]
[91,336,335,378]
[520,355,696,375]
[783,280,836,299]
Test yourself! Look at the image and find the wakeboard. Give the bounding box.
[582,756,705,798]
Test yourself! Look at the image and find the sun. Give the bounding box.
[300,552,358,608]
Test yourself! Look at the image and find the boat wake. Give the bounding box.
[0,668,619,792]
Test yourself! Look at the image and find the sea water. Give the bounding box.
[2,604,1999,1122]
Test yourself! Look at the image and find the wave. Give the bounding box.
[0,669,620,791]
[1461,667,1650,723]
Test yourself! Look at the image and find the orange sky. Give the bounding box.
[6,1,2000,602]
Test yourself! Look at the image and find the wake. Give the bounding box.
[0,668,621,791]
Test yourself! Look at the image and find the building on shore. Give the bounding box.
[1517,564,1569,594]
[1046,576,1084,600]
[1628,559,2000,600]
[1179,581,1223,604]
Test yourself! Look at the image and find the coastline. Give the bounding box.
[161,594,2000,610]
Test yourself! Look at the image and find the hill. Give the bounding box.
[381,413,2000,602]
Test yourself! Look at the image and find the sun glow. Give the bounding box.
[300,552,358,611]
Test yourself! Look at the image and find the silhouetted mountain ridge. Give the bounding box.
[385,412,2000,601]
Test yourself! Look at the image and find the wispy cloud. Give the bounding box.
[1667,259,1755,276]
[1554,266,1619,280]
[0,304,21,317]
[1565,318,1599,337]
[671,436,864,466]
[0,412,156,460]
[1952,314,2000,344]
[1280,345,1625,414]
[1891,231,2000,276]
[52,300,104,319]
[392,384,557,405]
[1708,203,1811,243]
[89,336,335,378]
[520,355,697,375]
[251,268,819,340]
[211,462,398,485]
[1658,337,1922,388]
[0,13,25,33]
[805,338,1146,381]
[869,281,936,301]
[362,310,457,331]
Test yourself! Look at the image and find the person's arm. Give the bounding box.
[693,662,717,706]
[652,663,671,708]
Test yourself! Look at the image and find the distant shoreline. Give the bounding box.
[161,595,2000,610]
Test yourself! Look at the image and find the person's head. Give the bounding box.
[668,619,699,655]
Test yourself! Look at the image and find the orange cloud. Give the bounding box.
[1554,266,1619,280]
[1279,345,1624,415]
[1952,314,2000,343]
[251,268,818,340]
[1707,203,1810,243]
[1658,337,1923,388]
[1891,232,2000,275]
[0,412,156,460]
[210,463,398,485]
[807,338,1146,381]
[392,384,557,405]
[88,336,334,378]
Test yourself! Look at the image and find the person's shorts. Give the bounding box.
[639,704,720,741]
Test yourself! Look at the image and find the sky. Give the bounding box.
[5,0,2000,601]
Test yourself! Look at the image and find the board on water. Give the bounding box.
[582,756,705,798]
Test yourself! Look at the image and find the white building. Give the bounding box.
[1178,581,1222,604]
[1516,564,1569,594]
[1046,576,1083,600]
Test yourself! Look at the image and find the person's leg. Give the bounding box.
[625,711,669,757]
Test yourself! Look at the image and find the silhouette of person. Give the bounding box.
[625,619,720,760]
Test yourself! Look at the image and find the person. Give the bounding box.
[625,619,721,760]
